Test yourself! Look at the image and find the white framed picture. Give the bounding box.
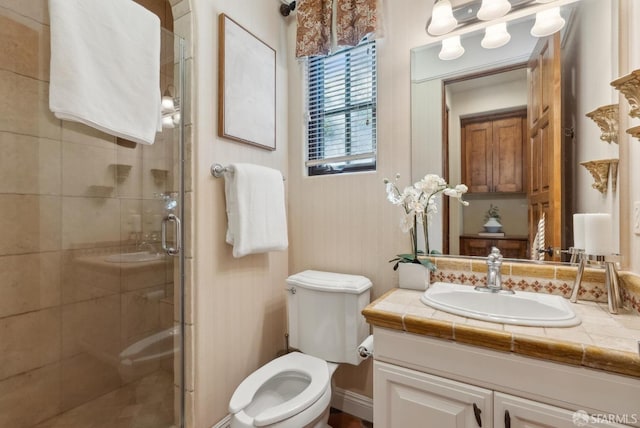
[218,13,276,150]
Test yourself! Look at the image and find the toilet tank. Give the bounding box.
[286,270,372,365]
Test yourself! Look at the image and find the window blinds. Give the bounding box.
[306,40,377,173]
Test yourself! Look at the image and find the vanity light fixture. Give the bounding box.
[530,7,565,37]
[426,0,570,59]
[162,84,176,113]
[439,35,465,60]
[477,0,511,21]
[427,0,458,36]
[161,84,181,129]
[481,22,511,48]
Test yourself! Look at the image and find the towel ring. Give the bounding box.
[210,163,286,181]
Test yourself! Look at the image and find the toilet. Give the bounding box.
[228,270,373,428]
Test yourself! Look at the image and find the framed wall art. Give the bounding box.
[218,13,276,150]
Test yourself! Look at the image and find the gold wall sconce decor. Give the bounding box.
[585,104,618,144]
[580,159,619,194]
[611,69,640,118]
[626,125,640,141]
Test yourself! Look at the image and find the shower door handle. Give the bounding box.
[161,214,181,256]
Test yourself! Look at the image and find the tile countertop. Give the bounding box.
[362,287,640,379]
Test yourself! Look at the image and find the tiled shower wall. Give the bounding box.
[0,1,179,426]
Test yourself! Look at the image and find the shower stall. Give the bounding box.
[0,3,186,427]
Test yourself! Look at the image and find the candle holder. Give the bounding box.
[564,247,584,265]
[569,253,623,314]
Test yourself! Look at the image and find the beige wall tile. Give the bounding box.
[60,353,120,412]
[0,194,61,255]
[121,263,167,292]
[0,307,61,380]
[61,121,117,149]
[61,250,120,304]
[0,69,59,139]
[0,0,49,25]
[0,11,50,81]
[61,295,121,359]
[62,141,117,197]
[121,286,166,347]
[0,132,61,195]
[115,150,143,199]
[0,364,61,427]
[0,251,61,318]
[61,196,120,249]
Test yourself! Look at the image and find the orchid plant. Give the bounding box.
[384,173,469,271]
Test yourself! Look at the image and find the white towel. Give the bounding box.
[224,163,288,258]
[49,0,162,145]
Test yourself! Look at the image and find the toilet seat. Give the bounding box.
[229,352,329,426]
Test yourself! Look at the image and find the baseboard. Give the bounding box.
[210,388,374,427]
[211,414,231,428]
[330,387,374,423]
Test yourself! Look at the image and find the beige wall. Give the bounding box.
[189,0,290,426]
[285,0,430,399]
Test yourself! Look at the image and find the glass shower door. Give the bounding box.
[0,4,185,427]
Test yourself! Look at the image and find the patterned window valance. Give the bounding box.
[296,0,380,58]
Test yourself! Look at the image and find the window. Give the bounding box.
[306,40,377,176]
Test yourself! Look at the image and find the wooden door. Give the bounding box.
[527,34,562,261]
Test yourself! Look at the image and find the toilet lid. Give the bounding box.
[229,352,329,426]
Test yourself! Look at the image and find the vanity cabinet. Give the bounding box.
[375,362,629,428]
[461,111,526,194]
[375,362,492,428]
[372,328,639,428]
[460,235,528,259]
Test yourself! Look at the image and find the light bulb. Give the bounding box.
[427,0,458,36]
[162,95,175,113]
[439,35,465,60]
[481,22,511,49]
[477,0,511,21]
[531,7,565,37]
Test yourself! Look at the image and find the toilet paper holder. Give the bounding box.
[357,335,374,358]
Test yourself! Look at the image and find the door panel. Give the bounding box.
[527,34,562,261]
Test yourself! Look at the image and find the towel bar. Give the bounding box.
[210,163,285,181]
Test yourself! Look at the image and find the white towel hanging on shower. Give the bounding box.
[48,0,162,145]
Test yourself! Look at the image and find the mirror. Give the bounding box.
[411,0,621,262]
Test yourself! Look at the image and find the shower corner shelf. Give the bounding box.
[150,168,169,185]
[611,69,640,119]
[580,159,619,194]
[585,104,618,144]
[110,163,133,182]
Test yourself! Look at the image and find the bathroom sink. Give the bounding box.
[420,282,581,327]
[105,251,164,263]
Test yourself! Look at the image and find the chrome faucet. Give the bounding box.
[475,247,513,294]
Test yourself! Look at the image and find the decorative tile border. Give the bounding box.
[429,257,608,302]
[619,271,640,315]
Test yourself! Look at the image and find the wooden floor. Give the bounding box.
[328,409,373,428]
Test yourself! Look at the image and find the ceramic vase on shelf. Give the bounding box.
[483,217,503,233]
[398,262,430,290]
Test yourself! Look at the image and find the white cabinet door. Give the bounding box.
[374,361,493,428]
[494,392,632,428]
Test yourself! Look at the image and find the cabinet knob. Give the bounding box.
[504,409,511,428]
